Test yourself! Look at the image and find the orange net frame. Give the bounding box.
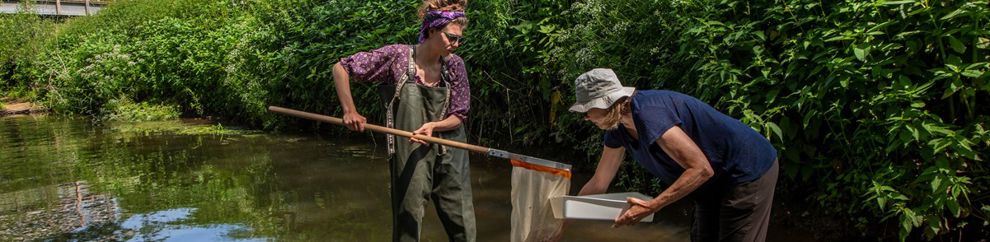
[510,159,572,178]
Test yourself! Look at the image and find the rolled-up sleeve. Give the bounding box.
[339,44,403,83]
[445,55,470,122]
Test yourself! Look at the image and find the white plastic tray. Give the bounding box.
[550,192,655,222]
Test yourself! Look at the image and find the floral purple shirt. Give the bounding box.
[339,44,470,122]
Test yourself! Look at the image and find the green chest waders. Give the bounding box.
[379,46,475,242]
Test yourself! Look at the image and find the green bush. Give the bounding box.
[0,10,54,98]
[222,0,420,128]
[18,0,243,117]
[672,1,989,240]
[543,0,989,240]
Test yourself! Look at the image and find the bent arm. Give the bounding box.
[431,115,463,132]
[332,62,358,114]
[641,126,713,210]
[578,145,626,196]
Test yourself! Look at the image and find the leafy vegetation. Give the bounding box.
[0,9,53,100]
[1,0,987,240]
[101,98,179,121]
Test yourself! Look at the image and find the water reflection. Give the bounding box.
[119,208,265,242]
[0,116,288,241]
[0,115,808,241]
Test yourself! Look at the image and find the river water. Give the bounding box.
[0,115,812,241]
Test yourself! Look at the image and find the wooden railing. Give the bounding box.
[1,0,108,16]
[33,0,107,4]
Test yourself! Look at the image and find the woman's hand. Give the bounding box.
[613,197,659,228]
[410,122,437,144]
[342,111,367,131]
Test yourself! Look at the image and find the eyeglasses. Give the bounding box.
[442,32,465,45]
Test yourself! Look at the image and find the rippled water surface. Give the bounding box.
[0,115,812,241]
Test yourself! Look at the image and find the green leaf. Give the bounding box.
[802,111,816,128]
[947,198,961,217]
[942,89,954,100]
[926,219,941,240]
[946,55,963,66]
[766,121,783,141]
[900,208,921,238]
[931,175,943,193]
[706,20,725,26]
[906,125,920,141]
[911,101,925,108]
[895,30,923,39]
[825,36,851,42]
[911,210,923,227]
[941,8,966,20]
[961,69,983,78]
[942,79,963,99]
[854,47,866,61]
[965,62,988,69]
[884,0,915,5]
[765,88,780,102]
[947,36,966,54]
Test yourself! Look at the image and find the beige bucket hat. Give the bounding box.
[568,68,636,113]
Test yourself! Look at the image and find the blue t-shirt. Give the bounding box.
[603,90,777,186]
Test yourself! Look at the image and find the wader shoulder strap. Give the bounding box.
[436,57,454,155]
[438,57,452,121]
[384,45,418,155]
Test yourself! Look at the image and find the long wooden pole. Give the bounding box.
[267,106,571,170]
[269,106,488,153]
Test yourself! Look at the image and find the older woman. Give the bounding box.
[570,68,778,242]
[330,1,474,241]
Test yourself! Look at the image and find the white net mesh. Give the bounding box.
[510,161,570,242]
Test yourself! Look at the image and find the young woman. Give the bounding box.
[330,1,474,241]
[569,68,779,242]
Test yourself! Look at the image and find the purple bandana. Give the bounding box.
[418,10,465,43]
